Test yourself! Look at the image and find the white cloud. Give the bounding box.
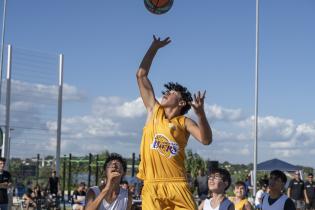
[3,84,315,167]
[203,104,244,122]
[8,80,85,102]
[273,149,302,158]
[238,116,296,142]
[92,97,146,118]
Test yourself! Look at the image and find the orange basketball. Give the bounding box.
[144,0,174,15]
[150,0,171,7]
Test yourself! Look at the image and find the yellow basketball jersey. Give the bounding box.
[137,103,190,181]
[230,197,249,210]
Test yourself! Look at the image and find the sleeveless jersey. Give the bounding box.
[137,103,189,181]
[203,198,233,210]
[262,194,288,210]
[203,198,219,210]
[89,186,128,210]
[232,198,249,210]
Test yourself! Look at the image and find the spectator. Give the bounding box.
[128,184,136,198]
[262,170,295,210]
[23,188,36,210]
[244,174,252,197]
[0,157,12,210]
[86,153,132,210]
[48,170,60,195]
[288,171,304,210]
[33,184,44,208]
[304,173,315,210]
[255,181,268,209]
[198,168,234,210]
[195,168,209,202]
[72,182,86,210]
[230,181,252,210]
[120,180,129,190]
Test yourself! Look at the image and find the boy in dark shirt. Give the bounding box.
[0,157,11,210]
[288,171,305,210]
[304,173,315,210]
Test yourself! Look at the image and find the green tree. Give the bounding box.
[185,149,206,178]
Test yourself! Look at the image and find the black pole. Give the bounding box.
[95,154,99,186]
[62,155,66,210]
[88,153,92,187]
[68,153,72,202]
[36,154,40,185]
[132,153,135,177]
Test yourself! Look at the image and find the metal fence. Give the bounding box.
[0,45,63,182]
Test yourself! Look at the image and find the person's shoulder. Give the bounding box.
[284,197,296,210]
[288,179,294,185]
[3,170,11,176]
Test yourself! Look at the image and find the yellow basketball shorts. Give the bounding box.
[141,179,197,210]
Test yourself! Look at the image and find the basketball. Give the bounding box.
[144,0,174,15]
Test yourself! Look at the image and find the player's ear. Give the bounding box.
[179,100,186,107]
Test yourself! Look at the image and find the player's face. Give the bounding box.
[208,173,226,193]
[106,160,124,176]
[161,90,183,107]
[268,175,283,192]
[234,185,246,198]
[308,175,313,182]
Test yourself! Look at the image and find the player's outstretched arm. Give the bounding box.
[136,35,171,113]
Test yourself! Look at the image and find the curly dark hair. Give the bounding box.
[103,153,127,173]
[162,82,193,115]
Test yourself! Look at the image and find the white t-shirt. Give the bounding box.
[90,186,128,210]
[203,198,220,210]
[255,189,266,205]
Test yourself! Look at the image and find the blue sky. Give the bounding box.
[1,0,315,167]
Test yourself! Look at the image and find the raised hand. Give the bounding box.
[190,90,206,117]
[151,35,171,49]
[104,164,123,190]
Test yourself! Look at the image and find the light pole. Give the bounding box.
[0,0,8,105]
[253,0,260,197]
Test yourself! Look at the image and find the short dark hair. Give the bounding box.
[308,173,313,177]
[234,181,246,188]
[120,180,129,185]
[79,182,85,187]
[103,153,127,173]
[209,168,232,191]
[0,157,6,163]
[162,82,193,115]
[270,170,287,184]
[259,179,268,188]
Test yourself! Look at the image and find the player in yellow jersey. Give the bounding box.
[136,35,213,210]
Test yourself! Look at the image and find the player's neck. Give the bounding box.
[269,190,282,199]
[164,106,181,120]
[211,192,225,201]
[234,196,244,202]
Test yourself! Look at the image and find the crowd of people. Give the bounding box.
[0,149,314,210]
